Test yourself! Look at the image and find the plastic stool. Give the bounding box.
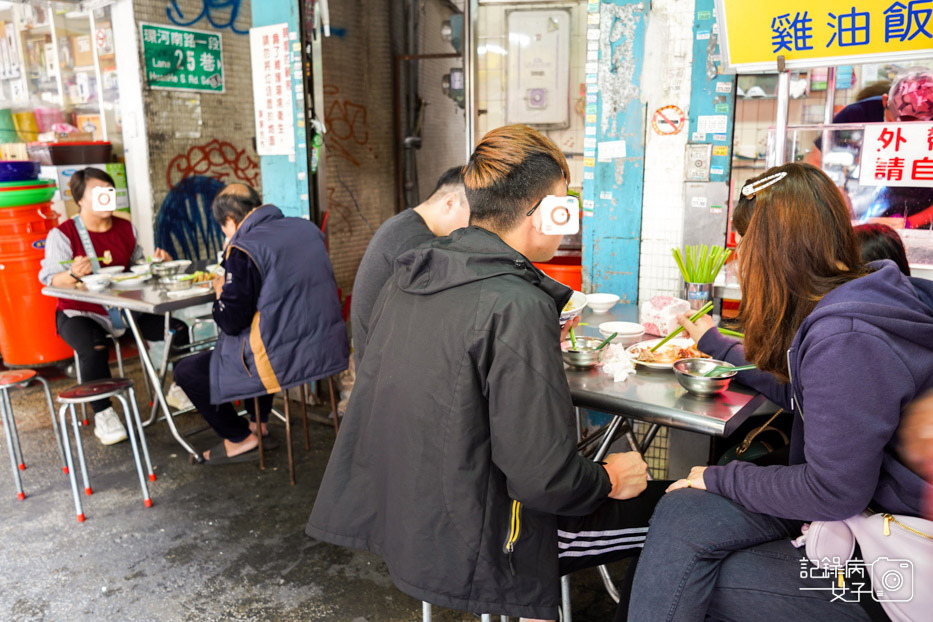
[0,370,57,501]
[57,379,154,522]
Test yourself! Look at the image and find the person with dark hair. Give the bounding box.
[173,183,348,464]
[855,223,911,276]
[39,167,188,446]
[350,165,469,365]
[628,163,933,622]
[307,125,666,621]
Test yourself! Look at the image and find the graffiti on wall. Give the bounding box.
[166,0,248,35]
[165,139,259,189]
[323,85,371,167]
[156,139,259,260]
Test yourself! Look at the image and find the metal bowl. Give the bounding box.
[673,358,736,396]
[151,259,191,278]
[561,337,605,369]
[160,274,193,291]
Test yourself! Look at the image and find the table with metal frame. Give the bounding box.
[560,305,771,619]
[42,282,216,462]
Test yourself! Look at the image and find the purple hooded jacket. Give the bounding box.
[699,260,933,521]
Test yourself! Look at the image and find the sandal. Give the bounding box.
[203,441,260,465]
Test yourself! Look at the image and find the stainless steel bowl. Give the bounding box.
[673,358,736,396]
[159,274,193,291]
[151,259,191,278]
[561,337,605,368]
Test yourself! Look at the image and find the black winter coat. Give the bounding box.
[306,227,610,619]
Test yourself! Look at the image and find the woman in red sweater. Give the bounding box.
[39,167,188,445]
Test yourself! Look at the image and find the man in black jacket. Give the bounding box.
[307,125,666,620]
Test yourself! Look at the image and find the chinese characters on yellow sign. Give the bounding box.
[716,1,933,72]
[860,122,933,187]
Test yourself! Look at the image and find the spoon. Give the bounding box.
[703,364,756,377]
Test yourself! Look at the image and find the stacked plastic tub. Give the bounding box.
[0,160,73,365]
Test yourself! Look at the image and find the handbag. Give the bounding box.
[803,511,933,622]
[717,409,788,465]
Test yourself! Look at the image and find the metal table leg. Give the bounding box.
[125,309,201,462]
[146,312,177,425]
[591,415,624,462]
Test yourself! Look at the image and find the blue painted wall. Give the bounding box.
[687,0,735,182]
[251,1,310,218]
[582,0,649,305]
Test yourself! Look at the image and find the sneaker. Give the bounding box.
[94,407,128,445]
[166,383,194,411]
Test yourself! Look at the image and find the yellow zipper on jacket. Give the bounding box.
[503,499,522,575]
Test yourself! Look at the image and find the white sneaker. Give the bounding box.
[166,383,194,411]
[94,407,128,445]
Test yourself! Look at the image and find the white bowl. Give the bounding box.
[586,293,620,313]
[560,291,588,324]
[98,266,125,275]
[130,264,151,274]
[82,275,111,291]
[599,321,646,347]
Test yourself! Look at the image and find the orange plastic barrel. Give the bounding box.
[533,255,583,291]
[0,202,73,365]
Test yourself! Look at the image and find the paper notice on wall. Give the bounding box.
[691,196,708,208]
[697,115,728,134]
[597,140,626,162]
[249,23,296,157]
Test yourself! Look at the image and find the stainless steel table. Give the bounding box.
[569,304,767,448]
[565,304,768,614]
[42,282,215,461]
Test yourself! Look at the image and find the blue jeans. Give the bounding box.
[628,490,875,622]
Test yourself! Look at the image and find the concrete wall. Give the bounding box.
[320,0,397,295]
[132,0,259,256]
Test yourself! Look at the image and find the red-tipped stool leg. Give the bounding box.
[58,404,84,521]
[113,394,151,509]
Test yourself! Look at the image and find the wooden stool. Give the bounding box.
[297,377,341,452]
[57,378,154,522]
[0,370,57,501]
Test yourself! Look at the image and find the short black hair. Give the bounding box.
[854,223,911,276]
[429,166,465,198]
[211,183,262,227]
[69,167,115,203]
[464,125,569,232]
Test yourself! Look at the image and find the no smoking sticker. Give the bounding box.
[651,105,685,136]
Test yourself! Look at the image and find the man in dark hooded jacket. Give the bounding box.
[307,125,666,619]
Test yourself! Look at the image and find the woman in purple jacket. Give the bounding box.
[628,163,933,622]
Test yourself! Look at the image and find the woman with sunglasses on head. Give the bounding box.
[628,163,933,622]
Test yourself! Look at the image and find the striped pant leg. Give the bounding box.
[557,480,670,576]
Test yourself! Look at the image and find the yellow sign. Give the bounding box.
[717,0,933,72]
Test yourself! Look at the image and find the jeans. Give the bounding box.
[628,490,875,622]
[173,350,272,443]
[57,311,190,413]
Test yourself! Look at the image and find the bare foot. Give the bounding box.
[248,421,269,436]
[203,434,259,460]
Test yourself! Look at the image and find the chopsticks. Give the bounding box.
[59,257,107,265]
[718,327,744,338]
[650,301,714,352]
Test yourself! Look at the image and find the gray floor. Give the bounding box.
[0,357,622,622]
